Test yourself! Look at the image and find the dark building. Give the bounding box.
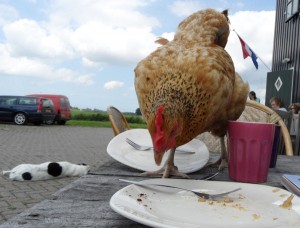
[266,0,300,108]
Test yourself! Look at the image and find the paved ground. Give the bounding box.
[0,123,114,224]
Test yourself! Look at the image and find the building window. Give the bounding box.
[286,0,299,22]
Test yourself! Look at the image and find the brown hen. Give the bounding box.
[134,9,249,178]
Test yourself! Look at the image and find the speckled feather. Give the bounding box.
[134,9,249,147]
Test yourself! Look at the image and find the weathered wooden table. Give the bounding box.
[1,153,300,227]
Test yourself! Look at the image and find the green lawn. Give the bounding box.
[67,109,147,128]
[66,120,147,129]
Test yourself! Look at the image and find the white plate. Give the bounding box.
[107,129,209,173]
[110,179,300,228]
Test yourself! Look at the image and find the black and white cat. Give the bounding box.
[2,162,90,181]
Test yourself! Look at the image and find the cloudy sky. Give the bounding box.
[0,0,276,112]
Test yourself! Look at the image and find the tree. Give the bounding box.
[135,108,142,115]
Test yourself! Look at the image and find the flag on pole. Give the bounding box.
[236,33,258,69]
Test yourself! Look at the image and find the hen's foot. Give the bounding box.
[208,157,228,170]
[208,136,228,170]
[140,164,190,179]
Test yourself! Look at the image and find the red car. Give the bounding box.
[27,94,71,125]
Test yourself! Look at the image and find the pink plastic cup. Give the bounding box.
[228,121,276,183]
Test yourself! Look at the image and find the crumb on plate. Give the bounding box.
[238,194,246,199]
[198,197,206,202]
[252,213,261,220]
[280,194,294,208]
[224,198,233,203]
[279,194,288,198]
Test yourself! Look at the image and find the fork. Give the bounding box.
[119,179,241,199]
[125,138,195,154]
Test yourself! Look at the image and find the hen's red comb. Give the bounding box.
[155,106,164,128]
[154,106,164,149]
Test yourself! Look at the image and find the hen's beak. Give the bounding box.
[154,150,165,165]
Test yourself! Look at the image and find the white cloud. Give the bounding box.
[226,10,276,104]
[0,4,18,26]
[47,0,158,27]
[104,80,124,90]
[71,23,157,65]
[170,0,203,17]
[0,44,51,76]
[54,68,94,85]
[0,43,94,85]
[0,1,277,109]
[3,19,74,59]
[47,0,161,65]
[0,0,161,84]
[82,57,101,68]
[159,32,175,42]
[72,74,94,85]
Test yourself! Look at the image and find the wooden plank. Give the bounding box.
[2,154,300,227]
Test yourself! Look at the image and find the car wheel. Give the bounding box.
[58,120,66,125]
[45,120,54,125]
[14,113,27,125]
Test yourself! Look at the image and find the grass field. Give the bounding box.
[66,120,147,129]
[66,120,112,128]
[71,109,144,123]
[66,109,147,128]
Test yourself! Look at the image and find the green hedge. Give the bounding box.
[72,113,108,121]
[71,110,145,124]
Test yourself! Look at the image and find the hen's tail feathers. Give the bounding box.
[155,37,169,46]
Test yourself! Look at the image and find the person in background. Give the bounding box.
[270,97,287,111]
[288,103,300,114]
[249,91,260,103]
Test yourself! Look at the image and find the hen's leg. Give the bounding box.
[209,136,228,170]
[219,136,228,169]
[141,148,190,178]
